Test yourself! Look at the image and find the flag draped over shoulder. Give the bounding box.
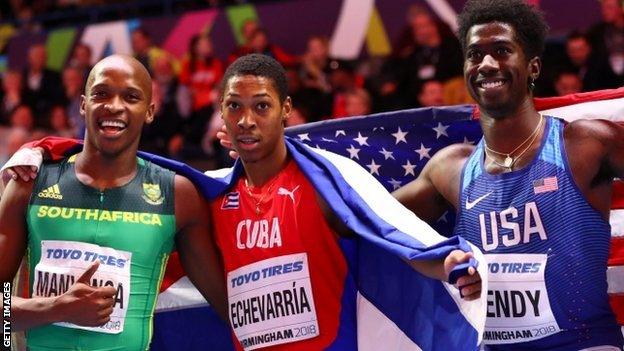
[151,89,624,350]
[145,136,488,351]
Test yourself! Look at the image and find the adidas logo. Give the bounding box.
[38,184,63,200]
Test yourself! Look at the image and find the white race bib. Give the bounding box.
[227,253,319,350]
[32,240,132,334]
[483,253,560,344]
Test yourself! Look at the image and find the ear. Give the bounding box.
[282,96,292,123]
[79,95,86,118]
[145,102,155,124]
[528,56,541,82]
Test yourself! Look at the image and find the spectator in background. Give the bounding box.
[343,88,372,117]
[300,35,331,93]
[228,18,259,63]
[246,28,298,68]
[47,104,74,138]
[131,27,172,73]
[68,42,93,78]
[286,66,330,123]
[393,8,463,105]
[553,70,583,96]
[563,31,617,90]
[179,34,223,115]
[0,70,25,125]
[61,66,85,137]
[22,43,63,125]
[588,0,624,86]
[416,79,444,107]
[140,80,184,158]
[328,59,360,118]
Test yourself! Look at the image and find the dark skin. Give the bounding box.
[220,74,481,299]
[394,22,624,224]
[0,55,227,331]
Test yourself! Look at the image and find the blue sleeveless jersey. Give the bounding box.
[455,117,623,350]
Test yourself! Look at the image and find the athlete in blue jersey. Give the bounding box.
[394,0,624,350]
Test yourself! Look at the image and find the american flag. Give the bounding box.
[533,176,559,194]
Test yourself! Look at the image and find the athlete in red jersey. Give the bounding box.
[212,160,352,350]
[215,54,482,350]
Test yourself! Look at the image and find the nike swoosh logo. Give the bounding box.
[465,191,493,210]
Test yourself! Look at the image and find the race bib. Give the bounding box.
[227,253,319,350]
[32,240,132,334]
[483,254,560,344]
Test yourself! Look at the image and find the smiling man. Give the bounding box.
[0,55,227,350]
[394,0,624,350]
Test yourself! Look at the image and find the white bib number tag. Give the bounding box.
[227,253,319,350]
[484,253,560,344]
[32,240,132,334]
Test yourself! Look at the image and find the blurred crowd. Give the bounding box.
[0,0,622,169]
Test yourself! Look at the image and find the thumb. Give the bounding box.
[76,261,100,285]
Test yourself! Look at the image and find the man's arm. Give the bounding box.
[392,143,472,221]
[0,179,116,331]
[174,175,228,322]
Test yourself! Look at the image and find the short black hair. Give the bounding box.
[221,54,288,102]
[457,0,549,60]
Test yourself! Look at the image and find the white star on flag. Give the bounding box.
[321,137,337,143]
[437,211,449,223]
[379,148,395,160]
[367,159,381,175]
[346,145,361,159]
[388,178,402,190]
[414,143,431,160]
[335,130,346,137]
[432,122,449,139]
[463,137,474,145]
[392,127,408,144]
[353,132,369,146]
[298,133,311,141]
[402,160,417,176]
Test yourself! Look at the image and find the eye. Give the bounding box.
[256,102,270,110]
[225,101,240,110]
[91,90,107,98]
[495,47,512,56]
[126,93,141,102]
[466,50,483,62]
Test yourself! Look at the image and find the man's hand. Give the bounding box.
[53,261,118,326]
[1,147,45,183]
[216,124,238,160]
[444,250,482,301]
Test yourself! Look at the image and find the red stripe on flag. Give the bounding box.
[610,238,624,266]
[609,294,624,325]
[534,88,624,111]
[160,251,185,292]
[613,180,624,209]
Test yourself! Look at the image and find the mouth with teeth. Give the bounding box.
[98,119,127,136]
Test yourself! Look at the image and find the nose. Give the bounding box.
[237,110,256,129]
[104,95,124,114]
[478,54,500,74]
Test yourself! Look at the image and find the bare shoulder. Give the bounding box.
[174,174,208,228]
[426,143,475,177]
[563,118,623,145]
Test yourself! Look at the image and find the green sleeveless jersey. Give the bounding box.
[25,154,176,350]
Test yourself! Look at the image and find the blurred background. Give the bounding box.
[0,0,619,170]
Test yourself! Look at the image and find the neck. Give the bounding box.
[75,143,138,190]
[480,99,541,154]
[241,142,289,188]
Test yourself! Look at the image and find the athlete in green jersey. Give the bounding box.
[0,55,227,350]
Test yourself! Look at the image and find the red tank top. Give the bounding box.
[211,160,349,350]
